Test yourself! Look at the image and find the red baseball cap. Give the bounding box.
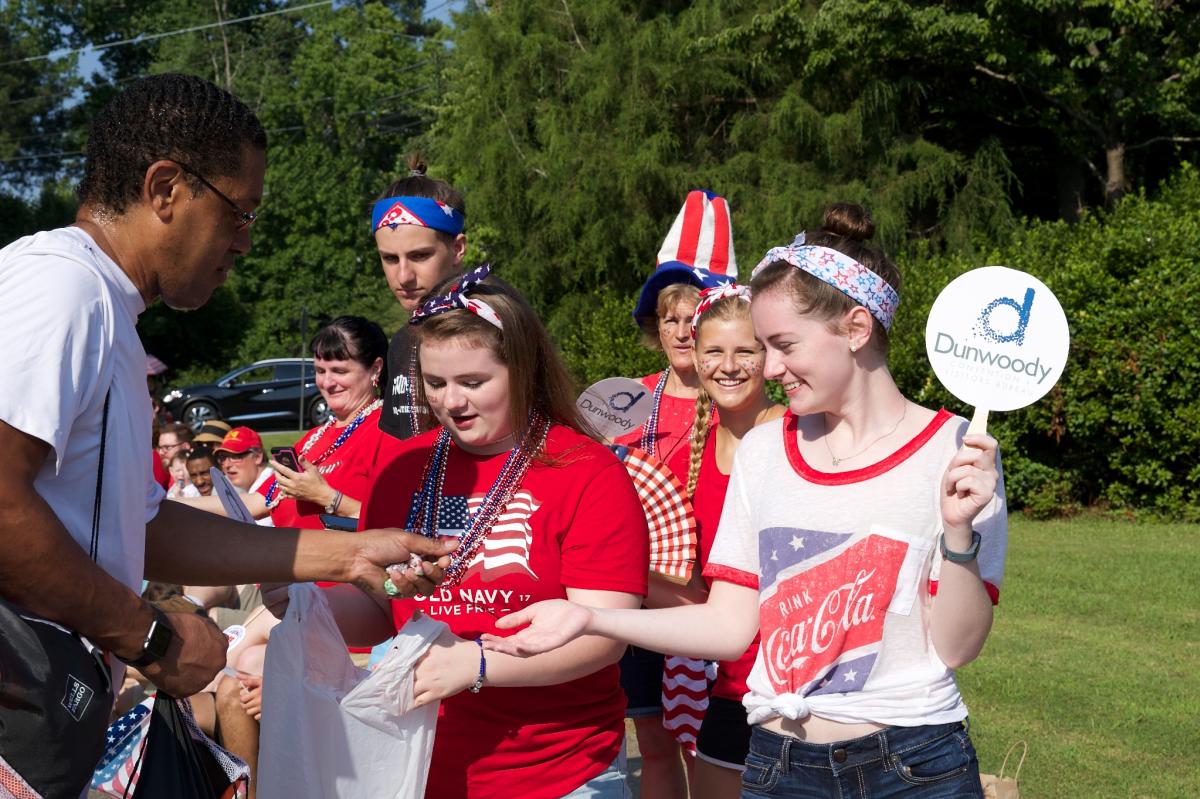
[213,426,263,455]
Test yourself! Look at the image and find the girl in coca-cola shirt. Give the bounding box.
[487,204,1008,799]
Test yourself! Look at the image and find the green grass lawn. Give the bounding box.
[958,518,1200,798]
[260,430,306,451]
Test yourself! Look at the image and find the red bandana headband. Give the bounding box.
[690,283,752,338]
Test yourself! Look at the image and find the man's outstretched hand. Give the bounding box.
[350,528,456,600]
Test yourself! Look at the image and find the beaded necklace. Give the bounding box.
[637,367,714,469]
[405,410,551,587]
[263,398,382,508]
[639,368,670,456]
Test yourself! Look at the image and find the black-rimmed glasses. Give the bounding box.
[174,160,257,231]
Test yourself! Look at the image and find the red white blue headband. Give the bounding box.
[690,283,751,339]
[408,264,503,330]
[751,233,899,330]
[372,195,465,235]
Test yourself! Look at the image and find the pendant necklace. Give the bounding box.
[823,403,908,467]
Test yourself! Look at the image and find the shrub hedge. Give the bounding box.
[552,164,1200,519]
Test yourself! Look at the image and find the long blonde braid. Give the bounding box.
[687,386,712,496]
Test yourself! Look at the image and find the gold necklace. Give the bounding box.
[823,404,908,467]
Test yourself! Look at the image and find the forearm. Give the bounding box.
[481,634,625,687]
[171,492,270,520]
[930,525,994,668]
[324,584,394,647]
[146,500,358,585]
[644,572,709,609]
[0,488,151,659]
[587,581,757,661]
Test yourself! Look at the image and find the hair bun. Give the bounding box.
[406,153,428,177]
[822,203,875,242]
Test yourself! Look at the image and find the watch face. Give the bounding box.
[146,617,174,660]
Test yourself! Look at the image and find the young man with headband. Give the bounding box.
[372,158,468,440]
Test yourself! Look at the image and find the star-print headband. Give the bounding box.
[690,282,752,338]
[750,233,899,330]
[371,195,465,235]
[408,263,503,330]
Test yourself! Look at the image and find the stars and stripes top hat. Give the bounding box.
[633,189,738,320]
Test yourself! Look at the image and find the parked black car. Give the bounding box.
[162,358,332,433]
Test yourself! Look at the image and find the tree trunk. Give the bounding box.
[1105,143,1129,204]
[1056,158,1085,222]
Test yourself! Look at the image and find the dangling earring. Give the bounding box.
[371,372,380,390]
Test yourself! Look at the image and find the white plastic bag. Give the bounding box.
[257,583,446,799]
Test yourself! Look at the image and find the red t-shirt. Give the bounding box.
[692,428,758,702]
[361,424,649,799]
[151,449,171,490]
[261,409,388,529]
[615,373,700,488]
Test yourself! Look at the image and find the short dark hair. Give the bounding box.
[310,315,389,392]
[156,421,193,445]
[78,73,267,213]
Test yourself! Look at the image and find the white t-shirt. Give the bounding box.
[0,227,164,594]
[705,409,1006,728]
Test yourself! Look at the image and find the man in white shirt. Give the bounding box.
[0,73,450,796]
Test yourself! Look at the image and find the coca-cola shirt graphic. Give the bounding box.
[758,526,932,705]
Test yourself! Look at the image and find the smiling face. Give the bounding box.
[158,146,265,311]
[186,456,216,496]
[315,355,381,422]
[419,337,513,455]
[657,297,699,375]
[751,289,855,416]
[375,225,465,311]
[693,316,766,414]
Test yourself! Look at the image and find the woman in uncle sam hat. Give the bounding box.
[487,203,1009,799]
[617,188,737,798]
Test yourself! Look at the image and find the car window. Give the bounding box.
[274,362,312,381]
[229,366,275,386]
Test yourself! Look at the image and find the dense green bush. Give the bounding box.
[550,166,1200,519]
[888,164,1200,518]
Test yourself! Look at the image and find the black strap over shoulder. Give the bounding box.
[90,388,111,562]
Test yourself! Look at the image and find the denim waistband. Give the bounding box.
[748,720,968,775]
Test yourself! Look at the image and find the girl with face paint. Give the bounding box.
[485,204,1009,799]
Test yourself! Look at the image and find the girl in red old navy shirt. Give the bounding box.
[320,267,648,799]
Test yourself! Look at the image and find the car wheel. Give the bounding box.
[182,401,218,433]
[308,397,332,427]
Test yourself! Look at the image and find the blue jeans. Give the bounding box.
[559,743,632,799]
[741,721,984,798]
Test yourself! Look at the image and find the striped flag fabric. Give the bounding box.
[416,490,542,583]
[90,699,153,797]
[661,656,716,749]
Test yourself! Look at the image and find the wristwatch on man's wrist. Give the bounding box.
[118,605,175,669]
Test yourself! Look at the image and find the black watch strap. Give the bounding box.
[119,606,175,669]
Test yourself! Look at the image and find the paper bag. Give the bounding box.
[981,740,1027,799]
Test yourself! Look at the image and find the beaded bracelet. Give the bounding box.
[468,637,487,693]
